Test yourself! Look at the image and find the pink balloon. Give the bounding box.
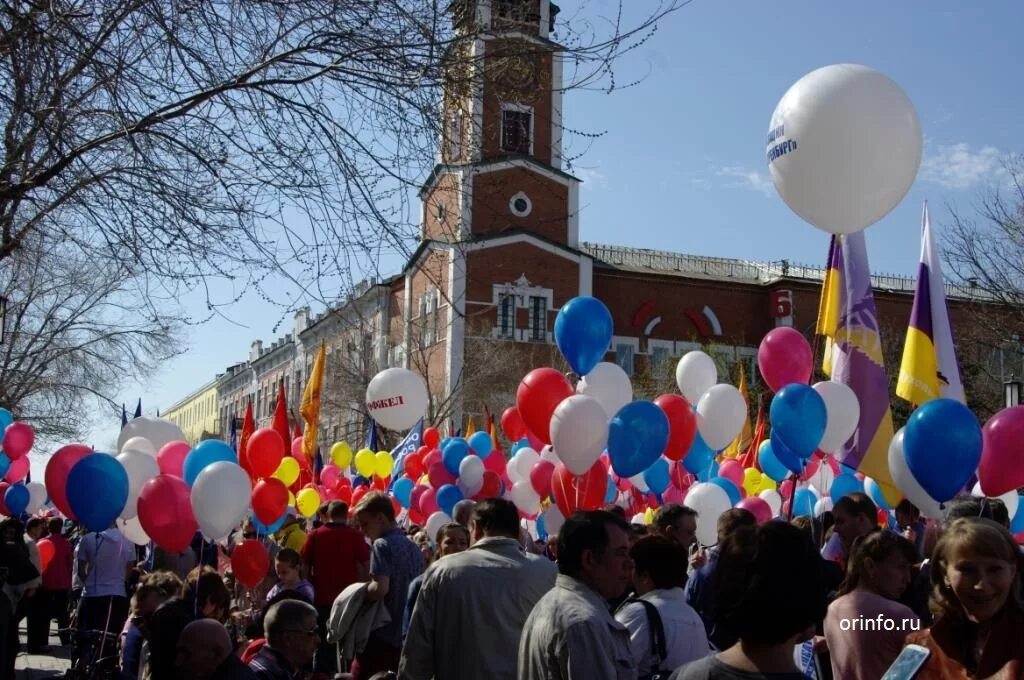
[320,465,340,488]
[529,460,555,497]
[736,496,772,524]
[45,444,92,520]
[291,437,304,458]
[798,456,822,481]
[718,460,744,488]
[779,479,795,500]
[662,486,685,504]
[3,422,35,460]
[428,462,455,489]
[410,485,429,513]
[4,456,28,483]
[156,441,190,478]
[137,475,197,552]
[418,487,439,516]
[979,406,1024,496]
[757,327,813,392]
[423,448,441,470]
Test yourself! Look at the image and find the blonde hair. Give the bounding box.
[930,517,1022,620]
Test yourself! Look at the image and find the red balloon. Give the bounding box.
[0,482,9,516]
[477,471,502,499]
[44,444,92,520]
[423,448,442,470]
[736,497,772,524]
[231,539,270,589]
[654,395,698,461]
[36,538,55,571]
[423,428,441,449]
[247,428,285,479]
[979,406,1024,496]
[779,479,795,500]
[138,475,198,552]
[3,422,34,460]
[157,441,191,478]
[876,508,889,528]
[530,460,555,498]
[501,407,527,442]
[670,463,695,491]
[551,461,607,518]
[428,462,455,489]
[418,487,439,516]
[483,451,507,476]
[251,478,289,526]
[798,456,822,482]
[407,509,426,527]
[758,327,813,392]
[516,369,573,444]
[410,484,429,512]
[5,456,29,484]
[404,452,425,480]
[351,485,368,508]
[335,486,352,504]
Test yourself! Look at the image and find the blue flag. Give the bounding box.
[121,403,128,429]
[365,415,379,452]
[229,415,238,452]
[390,419,424,481]
[133,398,142,419]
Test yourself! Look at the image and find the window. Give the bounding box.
[528,295,547,341]
[651,345,670,370]
[430,290,440,344]
[501,105,532,154]
[509,191,532,217]
[615,342,636,377]
[447,110,463,160]
[498,295,515,338]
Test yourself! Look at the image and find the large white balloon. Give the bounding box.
[118,416,186,453]
[970,481,1020,521]
[190,461,253,540]
[116,449,160,519]
[365,368,428,431]
[459,455,485,496]
[540,445,561,465]
[120,436,157,458]
[25,482,47,515]
[550,395,609,475]
[676,351,718,404]
[768,64,922,235]
[759,489,783,517]
[813,381,860,454]
[510,481,541,515]
[117,516,151,546]
[510,448,540,484]
[696,384,747,450]
[684,482,732,546]
[887,427,943,519]
[577,362,633,418]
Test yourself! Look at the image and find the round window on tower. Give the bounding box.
[509,192,532,218]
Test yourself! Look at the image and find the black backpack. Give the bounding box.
[621,597,674,680]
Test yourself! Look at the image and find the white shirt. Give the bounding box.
[75,529,135,598]
[615,587,711,676]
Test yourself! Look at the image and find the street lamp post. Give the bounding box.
[1004,374,1022,409]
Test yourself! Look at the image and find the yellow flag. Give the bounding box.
[300,341,326,466]
[816,236,842,377]
[723,364,752,458]
[464,416,476,437]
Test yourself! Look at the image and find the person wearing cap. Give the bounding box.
[273,510,307,553]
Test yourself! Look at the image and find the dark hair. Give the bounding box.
[630,536,687,589]
[943,495,989,522]
[652,504,697,532]
[470,498,520,537]
[264,599,318,641]
[327,500,349,521]
[895,499,920,520]
[247,587,314,637]
[712,522,828,645]
[47,517,63,535]
[790,516,813,545]
[838,529,917,596]
[988,498,1010,528]
[25,517,46,533]
[717,508,756,544]
[185,566,231,621]
[275,548,301,569]
[833,492,877,523]
[135,570,184,602]
[354,492,395,521]
[557,510,631,577]
[602,504,627,519]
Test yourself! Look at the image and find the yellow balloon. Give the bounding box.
[296,488,321,518]
[354,449,376,477]
[742,467,762,496]
[273,457,300,486]
[374,451,394,478]
[288,490,296,508]
[643,508,654,525]
[331,442,353,468]
[760,473,777,491]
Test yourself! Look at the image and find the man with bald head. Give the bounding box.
[176,619,255,680]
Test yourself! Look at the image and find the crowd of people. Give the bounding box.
[0,487,1021,679]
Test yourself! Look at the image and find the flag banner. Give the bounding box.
[239,400,255,477]
[391,419,425,481]
[723,363,753,458]
[817,231,899,502]
[816,235,843,376]
[229,415,238,452]
[300,342,326,467]
[464,416,476,437]
[272,380,290,458]
[134,398,142,419]
[897,202,965,405]
[365,414,379,453]
[121,403,128,430]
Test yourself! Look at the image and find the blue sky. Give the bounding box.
[36,1,1020,477]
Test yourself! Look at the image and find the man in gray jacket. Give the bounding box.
[399,498,557,680]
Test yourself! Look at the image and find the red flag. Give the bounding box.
[239,400,256,478]
[272,381,290,462]
[293,421,303,442]
[739,399,767,471]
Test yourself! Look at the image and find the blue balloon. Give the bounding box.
[554,296,614,377]
[392,477,415,509]
[1010,496,1024,534]
[439,437,452,451]
[885,511,899,530]
[864,477,891,510]
[0,408,12,432]
[769,432,804,475]
[536,513,548,541]
[0,453,10,478]
[830,473,865,504]
[642,458,671,495]
[696,460,719,483]
[468,431,493,457]
[442,438,470,476]
[254,512,287,534]
[353,475,370,488]
[437,484,464,517]
[604,476,617,504]
[67,453,129,532]
[608,401,670,478]
[682,432,714,474]
[710,476,741,506]
[183,439,237,487]
[904,399,982,503]
[757,441,787,483]
[770,384,827,459]
[4,484,29,516]
[792,488,818,518]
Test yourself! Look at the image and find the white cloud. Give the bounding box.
[920,143,1006,190]
[716,165,774,197]
[574,165,608,189]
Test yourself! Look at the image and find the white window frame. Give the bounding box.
[501,103,534,155]
[490,279,553,342]
[509,191,532,217]
[647,338,675,373]
[612,336,640,377]
[497,294,515,339]
[527,295,548,342]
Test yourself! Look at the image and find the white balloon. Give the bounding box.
[510,481,541,515]
[814,497,834,518]
[511,448,540,484]
[117,516,151,546]
[459,455,485,496]
[116,450,160,519]
[118,416,186,453]
[550,395,609,475]
[768,64,922,235]
[365,367,428,431]
[629,473,649,493]
[540,445,561,465]
[631,513,647,526]
[970,481,1019,520]
[190,461,253,540]
[577,362,633,418]
[684,483,732,546]
[887,427,944,519]
[813,381,861,454]
[696,384,747,450]
[542,504,566,536]
[120,436,157,458]
[25,482,47,515]
[676,351,718,404]
[810,463,836,496]
[759,489,783,517]
[425,511,453,539]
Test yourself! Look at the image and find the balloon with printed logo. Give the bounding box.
[550,461,607,518]
[2,421,34,460]
[675,351,718,404]
[67,454,130,532]
[654,394,698,461]
[4,456,28,484]
[232,539,270,589]
[44,443,91,520]
[117,449,160,519]
[577,362,633,419]
[251,478,289,526]
[697,384,748,451]
[247,428,285,479]
[684,483,732,546]
[770,384,827,461]
[608,401,670,478]
[555,296,614,377]
[191,461,252,540]
[736,496,772,524]
[157,441,191,478]
[183,439,237,487]
[813,381,860,454]
[550,395,609,475]
[138,475,198,552]
[516,368,574,444]
[904,399,981,502]
[4,484,29,516]
[365,368,428,431]
[757,328,813,392]
[118,416,187,455]
[742,467,763,496]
